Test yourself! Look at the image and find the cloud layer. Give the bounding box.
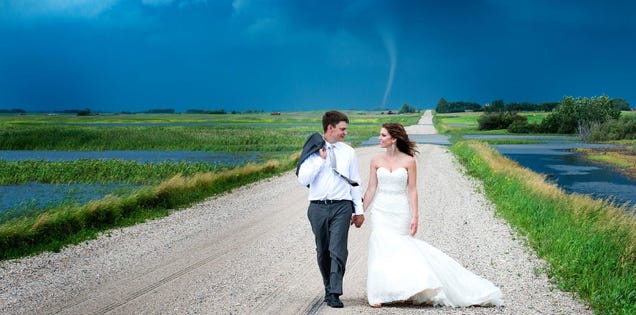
[0,0,634,112]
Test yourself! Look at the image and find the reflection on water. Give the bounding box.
[0,182,143,220]
[0,150,277,219]
[496,144,635,208]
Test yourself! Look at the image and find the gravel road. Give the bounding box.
[0,111,592,314]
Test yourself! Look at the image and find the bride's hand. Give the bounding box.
[409,217,418,236]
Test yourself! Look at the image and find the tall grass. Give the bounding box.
[0,112,420,151]
[0,125,315,151]
[0,159,224,185]
[0,158,295,260]
[451,140,636,314]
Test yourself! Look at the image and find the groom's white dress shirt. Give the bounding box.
[298,141,363,215]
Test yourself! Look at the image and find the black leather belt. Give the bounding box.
[310,200,347,205]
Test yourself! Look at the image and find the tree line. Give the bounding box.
[474,95,634,141]
[435,97,631,113]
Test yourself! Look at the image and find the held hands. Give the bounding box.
[351,215,364,228]
[409,217,418,236]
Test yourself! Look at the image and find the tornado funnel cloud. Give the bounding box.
[380,30,396,109]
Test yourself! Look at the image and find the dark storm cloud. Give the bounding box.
[0,0,634,112]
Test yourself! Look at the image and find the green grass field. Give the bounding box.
[0,111,417,151]
[0,111,421,259]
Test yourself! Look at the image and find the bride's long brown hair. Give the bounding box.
[383,123,418,157]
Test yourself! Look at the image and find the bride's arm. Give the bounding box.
[362,157,379,212]
[407,158,418,236]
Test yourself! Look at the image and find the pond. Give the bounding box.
[494,143,635,208]
[0,150,272,220]
[0,182,143,221]
[463,135,635,209]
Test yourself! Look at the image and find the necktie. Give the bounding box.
[328,145,337,170]
[326,144,359,187]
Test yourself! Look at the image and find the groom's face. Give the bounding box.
[328,121,348,142]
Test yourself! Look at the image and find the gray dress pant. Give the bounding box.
[307,200,352,296]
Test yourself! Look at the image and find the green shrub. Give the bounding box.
[508,120,540,133]
[540,95,621,134]
[590,115,636,141]
[478,112,526,130]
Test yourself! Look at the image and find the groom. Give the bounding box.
[297,110,364,308]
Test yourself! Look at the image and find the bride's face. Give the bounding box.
[378,128,395,149]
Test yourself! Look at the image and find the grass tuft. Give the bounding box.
[0,158,295,260]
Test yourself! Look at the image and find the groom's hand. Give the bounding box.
[318,147,327,159]
[351,214,364,228]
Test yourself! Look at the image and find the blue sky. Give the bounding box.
[0,0,634,113]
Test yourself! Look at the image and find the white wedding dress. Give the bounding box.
[367,167,503,307]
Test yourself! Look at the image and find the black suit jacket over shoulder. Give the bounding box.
[296,132,325,176]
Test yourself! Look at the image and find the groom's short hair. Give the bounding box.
[322,110,349,132]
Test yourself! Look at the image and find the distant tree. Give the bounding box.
[540,95,620,134]
[147,108,176,114]
[185,109,227,114]
[0,108,26,113]
[486,99,504,113]
[12,108,26,113]
[399,103,417,113]
[435,98,449,113]
[507,115,540,133]
[478,112,525,130]
[538,102,559,112]
[437,97,565,114]
[505,102,538,112]
[590,115,636,141]
[77,108,92,116]
[611,98,631,111]
[435,98,481,113]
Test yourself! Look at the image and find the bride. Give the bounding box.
[362,123,504,308]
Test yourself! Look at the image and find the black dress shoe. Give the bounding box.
[326,294,344,308]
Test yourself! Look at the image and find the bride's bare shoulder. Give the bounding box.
[369,154,383,166]
[371,153,386,162]
[402,154,416,167]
